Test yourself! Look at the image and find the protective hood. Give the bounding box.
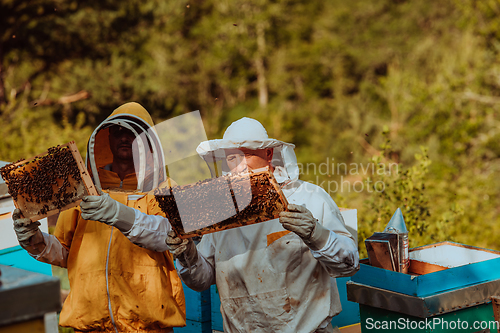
[196,117,299,184]
[86,102,166,192]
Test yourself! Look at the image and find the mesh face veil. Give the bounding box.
[196,117,299,185]
[86,103,166,192]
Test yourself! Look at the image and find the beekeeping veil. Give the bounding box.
[86,102,166,192]
[196,117,300,185]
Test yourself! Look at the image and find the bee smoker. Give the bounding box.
[365,208,409,273]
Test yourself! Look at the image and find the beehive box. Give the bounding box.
[174,281,212,333]
[0,141,98,222]
[155,170,288,238]
[351,242,500,297]
[347,242,500,332]
[0,264,61,327]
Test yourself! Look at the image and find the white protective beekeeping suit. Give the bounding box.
[178,117,359,333]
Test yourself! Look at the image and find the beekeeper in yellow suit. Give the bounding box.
[13,102,186,332]
[167,117,359,333]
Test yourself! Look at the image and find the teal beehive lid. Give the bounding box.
[383,208,408,234]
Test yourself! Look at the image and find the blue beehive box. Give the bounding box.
[211,285,224,332]
[352,242,500,297]
[0,246,52,275]
[174,281,212,333]
[348,242,500,332]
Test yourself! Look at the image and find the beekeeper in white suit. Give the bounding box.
[167,117,359,333]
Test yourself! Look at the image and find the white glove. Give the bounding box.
[166,231,198,267]
[279,204,331,251]
[80,192,136,233]
[12,208,45,252]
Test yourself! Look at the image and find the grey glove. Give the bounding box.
[279,204,331,251]
[166,231,198,267]
[12,208,45,253]
[80,191,136,233]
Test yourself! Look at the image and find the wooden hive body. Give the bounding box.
[0,141,98,222]
[155,170,288,238]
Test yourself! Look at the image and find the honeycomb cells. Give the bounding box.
[154,172,287,238]
[0,145,85,217]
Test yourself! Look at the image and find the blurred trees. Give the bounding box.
[1,0,499,251]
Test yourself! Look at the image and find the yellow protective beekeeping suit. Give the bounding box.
[54,103,185,332]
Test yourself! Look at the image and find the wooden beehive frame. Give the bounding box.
[155,169,289,239]
[2,141,98,222]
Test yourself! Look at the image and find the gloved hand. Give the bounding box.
[166,231,198,267]
[279,204,331,251]
[12,208,43,250]
[80,191,136,233]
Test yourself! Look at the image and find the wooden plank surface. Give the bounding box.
[409,260,448,275]
[339,323,361,333]
[68,141,98,196]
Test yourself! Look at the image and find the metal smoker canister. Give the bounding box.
[383,208,409,274]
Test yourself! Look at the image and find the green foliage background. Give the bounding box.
[2,0,500,257]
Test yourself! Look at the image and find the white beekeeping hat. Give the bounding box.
[196,117,299,183]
